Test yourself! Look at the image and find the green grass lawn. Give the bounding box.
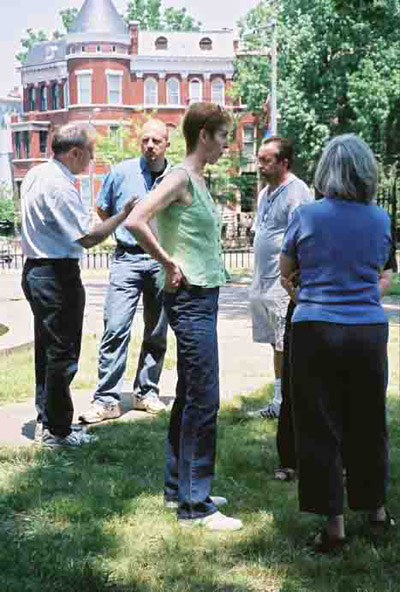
[0,323,399,590]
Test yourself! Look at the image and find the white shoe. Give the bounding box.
[78,401,121,424]
[132,394,166,414]
[165,496,228,510]
[178,511,243,532]
[41,428,97,449]
[34,421,43,445]
[247,402,280,419]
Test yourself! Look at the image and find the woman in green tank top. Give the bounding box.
[125,103,242,532]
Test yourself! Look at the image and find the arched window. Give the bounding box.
[199,37,212,51]
[189,78,202,103]
[144,77,158,106]
[166,77,180,105]
[211,78,225,106]
[40,85,47,111]
[51,82,59,110]
[155,36,168,50]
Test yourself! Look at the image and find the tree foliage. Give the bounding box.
[59,8,79,32]
[234,0,400,182]
[125,0,201,30]
[16,29,49,64]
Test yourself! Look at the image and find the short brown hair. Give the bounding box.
[261,136,294,169]
[182,102,231,154]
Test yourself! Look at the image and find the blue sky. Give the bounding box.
[0,0,259,97]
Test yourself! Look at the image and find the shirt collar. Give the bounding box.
[140,155,169,176]
[51,158,77,184]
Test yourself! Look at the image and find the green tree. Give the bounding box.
[59,8,79,31]
[16,28,49,64]
[233,0,400,181]
[125,0,201,30]
[163,7,201,32]
[17,8,79,64]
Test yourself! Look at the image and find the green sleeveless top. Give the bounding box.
[157,166,226,288]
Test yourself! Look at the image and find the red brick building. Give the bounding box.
[11,0,259,223]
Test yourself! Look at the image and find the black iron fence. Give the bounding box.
[377,175,399,242]
[0,244,254,272]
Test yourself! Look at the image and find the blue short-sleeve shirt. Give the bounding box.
[282,197,392,324]
[97,156,167,247]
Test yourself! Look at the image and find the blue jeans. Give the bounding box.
[22,259,85,437]
[95,247,168,403]
[164,286,220,520]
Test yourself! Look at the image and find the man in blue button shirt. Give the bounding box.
[79,120,170,424]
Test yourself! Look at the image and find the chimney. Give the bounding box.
[129,21,139,55]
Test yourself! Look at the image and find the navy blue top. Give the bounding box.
[96,156,167,248]
[282,197,392,324]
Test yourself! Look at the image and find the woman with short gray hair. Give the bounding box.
[280,134,394,552]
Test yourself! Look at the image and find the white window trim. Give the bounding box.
[76,69,93,105]
[189,78,203,103]
[166,77,180,106]
[106,70,123,105]
[144,77,158,107]
[211,78,225,107]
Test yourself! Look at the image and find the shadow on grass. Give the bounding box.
[0,393,399,591]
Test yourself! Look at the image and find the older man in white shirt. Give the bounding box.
[21,123,134,449]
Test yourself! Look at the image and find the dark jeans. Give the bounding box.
[22,259,85,437]
[164,286,220,520]
[276,300,296,469]
[291,321,389,516]
[95,247,168,403]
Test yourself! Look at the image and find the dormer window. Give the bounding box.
[200,37,212,51]
[97,45,101,52]
[155,36,168,50]
[112,45,116,52]
[81,45,85,52]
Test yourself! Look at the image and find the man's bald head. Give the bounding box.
[140,119,169,172]
[141,119,169,141]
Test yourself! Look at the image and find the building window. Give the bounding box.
[189,79,202,103]
[112,45,116,52]
[144,77,158,106]
[51,83,59,110]
[14,132,21,159]
[23,131,30,158]
[166,77,180,105]
[76,71,92,104]
[107,71,123,105]
[40,85,47,111]
[39,130,48,154]
[64,79,69,108]
[155,36,168,50]
[28,87,35,111]
[200,37,212,51]
[211,78,225,106]
[97,45,101,52]
[81,45,86,52]
[242,124,255,159]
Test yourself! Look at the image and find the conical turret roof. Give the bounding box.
[69,0,128,35]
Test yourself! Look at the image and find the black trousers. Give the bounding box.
[291,321,388,516]
[22,259,85,437]
[276,300,296,469]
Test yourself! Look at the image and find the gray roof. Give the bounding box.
[24,39,67,68]
[69,0,128,34]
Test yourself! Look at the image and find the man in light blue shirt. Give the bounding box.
[79,119,170,424]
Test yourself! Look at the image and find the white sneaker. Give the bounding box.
[165,496,228,510]
[132,394,166,414]
[34,422,43,445]
[247,402,280,419]
[78,401,121,424]
[41,428,97,449]
[178,511,243,532]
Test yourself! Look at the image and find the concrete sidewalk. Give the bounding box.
[0,270,277,447]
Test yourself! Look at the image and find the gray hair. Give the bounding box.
[314,134,378,203]
[52,123,95,156]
